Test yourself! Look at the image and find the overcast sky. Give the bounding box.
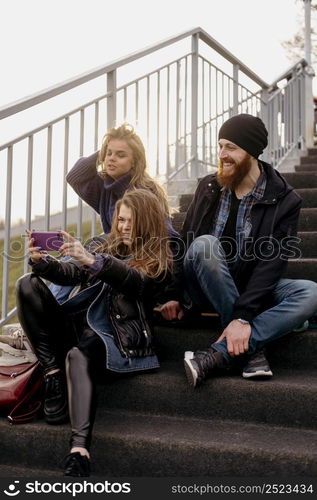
[0,0,310,107]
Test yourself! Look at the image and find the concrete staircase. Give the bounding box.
[0,150,317,478]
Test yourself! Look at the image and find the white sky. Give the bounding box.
[0,0,311,107]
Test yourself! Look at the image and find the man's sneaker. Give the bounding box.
[242,349,273,379]
[44,370,69,424]
[62,452,90,477]
[184,348,228,388]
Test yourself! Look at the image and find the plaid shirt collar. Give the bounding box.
[249,163,266,200]
[212,165,267,247]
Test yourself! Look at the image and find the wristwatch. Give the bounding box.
[236,318,249,325]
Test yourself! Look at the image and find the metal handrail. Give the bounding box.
[0,92,110,151]
[268,58,308,90]
[1,53,190,151]
[267,73,298,103]
[0,27,269,120]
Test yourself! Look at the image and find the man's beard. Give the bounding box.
[217,155,253,191]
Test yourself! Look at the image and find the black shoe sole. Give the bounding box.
[242,369,273,379]
[63,471,90,477]
[45,407,69,425]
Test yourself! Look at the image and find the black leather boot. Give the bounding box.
[184,348,230,387]
[44,370,69,424]
[62,452,90,477]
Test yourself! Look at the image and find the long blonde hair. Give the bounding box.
[97,189,173,279]
[98,123,170,216]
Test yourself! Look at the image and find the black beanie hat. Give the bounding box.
[218,114,268,158]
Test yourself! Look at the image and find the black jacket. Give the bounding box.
[181,161,302,322]
[31,254,171,358]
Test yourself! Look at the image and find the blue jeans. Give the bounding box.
[184,235,317,360]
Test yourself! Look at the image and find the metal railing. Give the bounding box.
[0,27,314,326]
[266,59,312,167]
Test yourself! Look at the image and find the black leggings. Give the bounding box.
[16,273,107,450]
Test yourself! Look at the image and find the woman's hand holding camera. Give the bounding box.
[59,231,96,267]
[27,230,49,263]
[27,230,96,267]
[27,233,45,263]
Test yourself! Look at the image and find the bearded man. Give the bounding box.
[160,113,317,386]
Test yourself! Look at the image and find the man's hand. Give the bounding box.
[156,301,185,321]
[215,319,251,357]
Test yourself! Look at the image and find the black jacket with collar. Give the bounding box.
[30,253,171,358]
[181,161,302,322]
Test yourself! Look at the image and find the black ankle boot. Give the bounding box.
[62,452,91,477]
[44,371,68,424]
[184,348,229,387]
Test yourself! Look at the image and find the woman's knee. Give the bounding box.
[66,346,88,367]
[16,273,42,299]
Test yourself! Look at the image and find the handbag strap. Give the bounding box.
[8,401,42,424]
[0,361,38,376]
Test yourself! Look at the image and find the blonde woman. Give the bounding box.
[67,123,178,237]
[16,189,175,477]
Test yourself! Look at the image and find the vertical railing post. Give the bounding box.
[62,117,69,232]
[269,94,279,168]
[156,71,161,176]
[107,70,117,130]
[176,61,186,178]
[166,67,171,179]
[91,103,99,238]
[2,146,13,320]
[77,109,85,241]
[293,69,300,149]
[232,64,239,115]
[191,33,199,179]
[303,66,314,149]
[260,88,269,163]
[303,0,314,148]
[24,136,33,274]
[45,125,52,230]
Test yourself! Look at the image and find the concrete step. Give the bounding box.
[307,148,317,156]
[298,231,317,258]
[178,193,193,212]
[295,165,317,172]
[278,173,317,189]
[286,258,317,281]
[0,464,61,478]
[298,208,317,231]
[301,155,317,164]
[154,324,317,368]
[171,212,185,232]
[1,411,317,476]
[296,189,317,208]
[95,363,317,430]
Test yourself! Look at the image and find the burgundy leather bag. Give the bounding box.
[0,361,44,424]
